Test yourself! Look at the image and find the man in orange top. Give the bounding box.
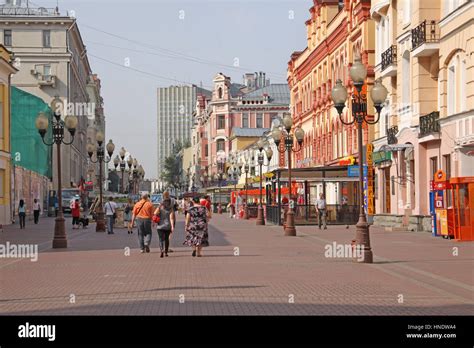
[130,193,155,253]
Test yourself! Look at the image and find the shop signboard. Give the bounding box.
[366,144,374,215]
[347,165,368,177]
[373,151,392,164]
[437,209,448,236]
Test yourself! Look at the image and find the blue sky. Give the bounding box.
[32,0,310,177]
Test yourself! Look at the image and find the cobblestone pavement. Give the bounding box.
[0,213,472,315]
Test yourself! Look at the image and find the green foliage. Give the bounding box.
[160,142,183,188]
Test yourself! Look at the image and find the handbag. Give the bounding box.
[152,214,160,223]
[107,202,117,219]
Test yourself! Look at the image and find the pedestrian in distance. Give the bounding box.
[71,199,81,229]
[154,191,175,258]
[316,193,327,230]
[104,197,118,234]
[130,193,154,253]
[124,198,133,234]
[183,196,211,257]
[18,199,26,229]
[33,198,41,224]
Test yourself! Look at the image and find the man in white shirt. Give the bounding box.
[104,197,118,234]
[33,198,41,224]
[315,193,327,230]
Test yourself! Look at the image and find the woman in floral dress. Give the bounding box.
[183,196,211,257]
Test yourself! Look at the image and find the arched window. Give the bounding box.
[402,50,410,108]
[216,139,225,152]
[447,52,468,116]
[218,87,223,99]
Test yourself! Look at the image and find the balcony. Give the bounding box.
[411,20,439,57]
[37,74,56,87]
[381,45,397,77]
[419,111,440,138]
[387,126,398,145]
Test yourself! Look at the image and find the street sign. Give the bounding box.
[348,165,368,177]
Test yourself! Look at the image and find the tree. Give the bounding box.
[161,142,183,188]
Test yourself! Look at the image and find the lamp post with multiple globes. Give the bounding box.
[330,54,388,263]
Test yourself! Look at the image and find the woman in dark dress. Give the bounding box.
[183,196,211,257]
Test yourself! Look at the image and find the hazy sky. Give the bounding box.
[33,0,310,178]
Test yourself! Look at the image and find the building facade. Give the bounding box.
[1,1,94,191]
[86,74,107,192]
[287,0,375,206]
[0,44,17,225]
[204,72,290,179]
[371,0,474,232]
[156,85,211,181]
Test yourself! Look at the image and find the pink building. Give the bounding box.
[203,72,290,177]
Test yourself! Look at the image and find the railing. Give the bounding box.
[0,7,59,16]
[419,111,440,137]
[266,205,280,225]
[264,204,359,226]
[381,45,397,71]
[387,126,398,145]
[411,20,439,50]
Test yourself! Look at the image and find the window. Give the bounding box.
[0,169,4,198]
[242,113,249,128]
[43,65,51,76]
[460,59,467,112]
[402,51,410,108]
[217,115,225,129]
[43,30,51,47]
[403,0,411,25]
[218,87,223,99]
[447,63,455,115]
[0,101,3,137]
[256,113,263,128]
[204,146,208,157]
[443,154,451,179]
[217,139,225,152]
[430,157,438,179]
[4,30,12,46]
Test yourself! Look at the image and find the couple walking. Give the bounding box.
[130,193,210,257]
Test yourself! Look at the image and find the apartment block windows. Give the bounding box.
[256,113,263,128]
[242,113,249,128]
[217,115,225,129]
[43,30,51,48]
[4,30,12,46]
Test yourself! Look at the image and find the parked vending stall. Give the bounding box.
[450,177,474,241]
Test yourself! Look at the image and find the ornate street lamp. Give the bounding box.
[35,97,77,248]
[255,138,273,225]
[243,159,250,220]
[331,55,388,264]
[271,112,304,236]
[87,132,114,232]
[119,147,126,193]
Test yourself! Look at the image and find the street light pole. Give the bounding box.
[243,163,249,219]
[87,134,115,232]
[35,97,78,248]
[255,139,273,226]
[271,113,304,236]
[331,54,388,264]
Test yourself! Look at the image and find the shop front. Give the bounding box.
[265,166,360,226]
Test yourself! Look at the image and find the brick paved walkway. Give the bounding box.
[0,214,472,315]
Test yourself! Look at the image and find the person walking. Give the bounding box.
[316,193,327,230]
[154,192,175,258]
[71,199,81,229]
[183,196,211,257]
[18,199,26,229]
[104,197,117,234]
[33,198,41,224]
[124,198,133,234]
[130,193,154,253]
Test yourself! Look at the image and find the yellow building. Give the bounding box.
[371,0,474,232]
[0,44,18,225]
